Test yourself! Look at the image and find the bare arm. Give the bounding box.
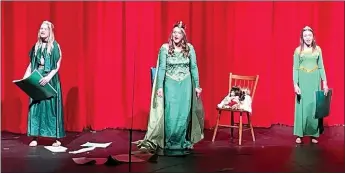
[23,63,32,78]
[47,44,62,79]
[24,45,33,78]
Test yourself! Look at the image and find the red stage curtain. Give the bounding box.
[1,2,344,134]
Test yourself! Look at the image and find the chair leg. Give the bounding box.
[230,111,234,139]
[212,110,221,142]
[247,113,255,142]
[239,113,243,145]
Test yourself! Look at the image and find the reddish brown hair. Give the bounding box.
[168,21,190,58]
[299,26,317,54]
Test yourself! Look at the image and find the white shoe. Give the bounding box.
[29,140,38,147]
[52,140,61,147]
[295,137,302,144]
[311,138,318,144]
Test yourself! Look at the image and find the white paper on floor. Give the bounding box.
[69,146,96,154]
[44,146,68,153]
[80,142,112,148]
[67,142,112,154]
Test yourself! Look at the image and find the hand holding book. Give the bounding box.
[13,69,57,101]
[39,75,53,86]
[323,81,329,96]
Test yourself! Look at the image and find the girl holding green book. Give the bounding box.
[23,21,65,147]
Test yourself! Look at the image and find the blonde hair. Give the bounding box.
[34,20,55,56]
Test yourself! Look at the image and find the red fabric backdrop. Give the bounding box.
[1,2,344,134]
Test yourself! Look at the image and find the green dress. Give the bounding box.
[293,46,326,138]
[27,41,65,139]
[135,43,204,156]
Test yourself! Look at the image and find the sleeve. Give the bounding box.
[293,48,300,85]
[189,44,200,88]
[157,46,167,89]
[55,42,62,60]
[317,47,327,82]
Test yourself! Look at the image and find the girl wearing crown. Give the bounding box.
[23,21,65,147]
[135,21,204,156]
[293,26,328,144]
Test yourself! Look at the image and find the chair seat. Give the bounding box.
[216,107,248,112]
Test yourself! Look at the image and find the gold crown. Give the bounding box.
[176,21,186,29]
[178,21,183,28]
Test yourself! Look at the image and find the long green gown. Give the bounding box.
[27,41,65,139]
[136,43,204,156]
[293,46,327,138]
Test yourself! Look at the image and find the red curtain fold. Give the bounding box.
[1,2,344,134]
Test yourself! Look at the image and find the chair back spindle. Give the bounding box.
[229,73,259,101]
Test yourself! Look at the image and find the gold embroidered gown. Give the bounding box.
[293,46,327,137]
[136,43,204,156]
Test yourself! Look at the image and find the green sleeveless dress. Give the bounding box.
[27,41,65,139]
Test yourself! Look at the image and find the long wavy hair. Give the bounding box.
[168,21,190,58]
[34,20,55,56]
[299,26,317,55]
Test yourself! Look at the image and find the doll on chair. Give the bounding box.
[217,86,253,113]
[217,86,242,110]
[238,87,252,113]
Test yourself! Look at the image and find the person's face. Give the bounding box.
[302,30,313,46]
[172,27,184,44]
[39,23,50,39]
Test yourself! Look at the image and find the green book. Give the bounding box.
[315,89,333,119]
[13,69,57,101]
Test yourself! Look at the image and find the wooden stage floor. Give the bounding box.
[1,125,344,172]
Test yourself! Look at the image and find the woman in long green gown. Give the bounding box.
[135,21,205,156]
[23,21,65,147]
[293,26,329,144]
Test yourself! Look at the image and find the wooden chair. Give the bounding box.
[212,73,259,145]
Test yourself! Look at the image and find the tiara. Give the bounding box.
[303,26,313,31]
[176,21,186,29]
[43,20,54,29]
